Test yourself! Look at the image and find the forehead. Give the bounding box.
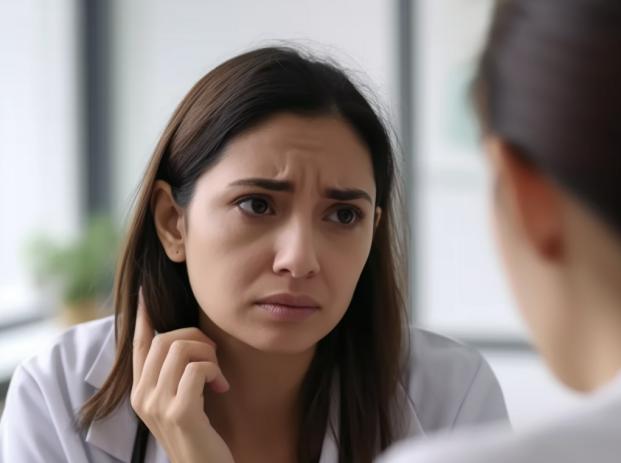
[202,113,376,193]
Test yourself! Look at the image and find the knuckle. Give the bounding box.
[145,396,162,419]
[169,340,187,357]
[164,404,184,424]
[130,391,141,412]
[187,361,219,380]
[184,362,203,377]
[130,389,149,415]
[151,333,167,351]
[167,403,195,428]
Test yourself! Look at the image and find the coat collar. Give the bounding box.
[82,327,425,463]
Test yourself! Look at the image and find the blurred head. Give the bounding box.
[474,0,621,390]
[82,46,408,461]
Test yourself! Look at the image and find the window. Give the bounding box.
[413,0,529,342]
[0,1,81,327]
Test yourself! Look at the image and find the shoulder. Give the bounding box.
[404,327,508,433]
[1,316,117,461]
[409,328,486,384]
[381,395,621,463]
[17,315,116,406]
[379,422,519,463]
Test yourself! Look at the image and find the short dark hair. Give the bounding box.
[473,0,621,233]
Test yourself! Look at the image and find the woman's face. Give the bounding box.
[181,113,379,354]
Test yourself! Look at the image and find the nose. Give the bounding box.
[272,218,320,279]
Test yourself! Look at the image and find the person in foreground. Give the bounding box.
[0,46,507,463]
[379,0,621,462]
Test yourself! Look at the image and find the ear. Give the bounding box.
[374,207,382,231]
[151,180,187,262]
[486,137,565,262]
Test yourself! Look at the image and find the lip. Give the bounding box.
[256,293,320,309]
[255,293,320,322]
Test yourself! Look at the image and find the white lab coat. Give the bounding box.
[0,316,508,462]
[378,371,621,463]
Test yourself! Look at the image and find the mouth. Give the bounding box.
[256,293,320,309]
[255,293,320,321]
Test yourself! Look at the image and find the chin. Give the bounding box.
[550,365,589,393]
[222,325,322,355]
[538,343,588,392]
[237,326,323,355]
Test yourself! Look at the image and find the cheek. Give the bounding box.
[184,213,268,313]
[493,206,521,296]
[492,202,540,331]
[184,208,374,328]
[323,229,374,310]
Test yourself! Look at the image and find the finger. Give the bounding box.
[132,287,154,385]
[157,340,218,396]
[177,362,230,402]
[139,327,217,390]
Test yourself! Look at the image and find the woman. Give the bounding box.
[0,46,507,463]
[380,0,621,462]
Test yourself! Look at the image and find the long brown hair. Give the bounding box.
[79,46,409,462]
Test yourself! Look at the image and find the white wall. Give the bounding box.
[109,0,399,220]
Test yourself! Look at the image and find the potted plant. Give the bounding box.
[26,215,120,325]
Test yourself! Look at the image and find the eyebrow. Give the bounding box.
[228,178,373,204]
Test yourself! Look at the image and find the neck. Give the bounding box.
[571,292,621,392]
[198,314,315,451]
[565,265,621,392]
[560,208,621,392]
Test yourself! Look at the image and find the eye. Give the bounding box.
[326,206,362,226]
[236,197,273,216]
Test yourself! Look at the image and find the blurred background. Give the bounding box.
[0,0,585,426]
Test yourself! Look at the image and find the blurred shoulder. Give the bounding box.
[405,327,508,432]
[409,327,486,382]
[385,378,621,463]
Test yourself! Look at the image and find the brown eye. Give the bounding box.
[237,197,273,216]
[327,207,361,225]
[337,209,355,224]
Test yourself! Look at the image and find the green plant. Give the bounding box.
[26,215,120,307]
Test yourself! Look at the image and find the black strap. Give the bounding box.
[131,420,150,463]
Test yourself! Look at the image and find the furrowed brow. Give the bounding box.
[324,188,373,204]
[228,178,294,192]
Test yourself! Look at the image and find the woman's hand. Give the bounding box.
[131,289,235,463]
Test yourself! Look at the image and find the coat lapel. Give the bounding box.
[83,327,138,463]
[318,373,426,463]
